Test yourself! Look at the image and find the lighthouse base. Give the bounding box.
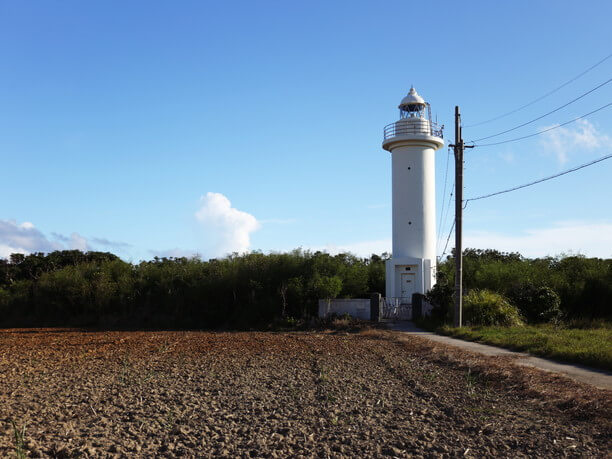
[385,257,436,301]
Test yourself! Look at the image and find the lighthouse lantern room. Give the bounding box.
[382,87,444,301]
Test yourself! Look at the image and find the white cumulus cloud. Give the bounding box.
[0,219,131,259]
[195,192,261,257]
[0,220,62,258]
[540,119,610,164]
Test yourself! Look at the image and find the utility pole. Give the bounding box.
[449,106,473,328]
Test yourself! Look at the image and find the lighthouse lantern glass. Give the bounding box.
[399,103,425,119]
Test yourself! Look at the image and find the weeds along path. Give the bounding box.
[0,329,610,457]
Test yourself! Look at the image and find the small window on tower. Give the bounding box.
[405,267,411,271]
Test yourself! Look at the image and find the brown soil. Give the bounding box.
[0,328,610,458]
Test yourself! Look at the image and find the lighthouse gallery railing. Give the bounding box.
[383,119,444,140]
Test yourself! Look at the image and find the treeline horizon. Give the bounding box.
[0,249,386,329]
[0,248,610,329]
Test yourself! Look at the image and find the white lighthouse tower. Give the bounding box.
[383,87,444,301]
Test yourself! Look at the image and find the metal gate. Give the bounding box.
[380,297,412,321]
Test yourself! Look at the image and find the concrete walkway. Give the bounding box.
[387,321,612,390]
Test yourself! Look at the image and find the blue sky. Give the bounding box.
[1,0,611,261]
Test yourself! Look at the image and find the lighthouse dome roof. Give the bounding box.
[399,86,426,109]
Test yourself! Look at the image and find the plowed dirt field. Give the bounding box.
[1,328,610,457]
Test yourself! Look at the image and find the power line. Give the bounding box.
[438,181,454,253]
[465,53,612,128]
[471,102,612,147]
[468,77,612,143]
[464,152,612,203]
[436,147,451,246]
[440,220,455,260]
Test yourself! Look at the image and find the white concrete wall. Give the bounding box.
[318,299,370,321]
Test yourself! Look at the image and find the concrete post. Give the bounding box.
[370,293,381,322]
[412,293,423,320]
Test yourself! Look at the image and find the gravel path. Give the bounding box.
[0,328,610,457]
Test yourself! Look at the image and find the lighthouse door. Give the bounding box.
[400,273,416,302]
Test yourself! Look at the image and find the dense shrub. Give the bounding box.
[438,250,612,321]
[462,289,522,326]
[509,284,561,323]
[0,249,388,328]
[425,278,453,324]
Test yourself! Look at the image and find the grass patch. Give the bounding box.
[438,323,612,371]
[9,419,27,459]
